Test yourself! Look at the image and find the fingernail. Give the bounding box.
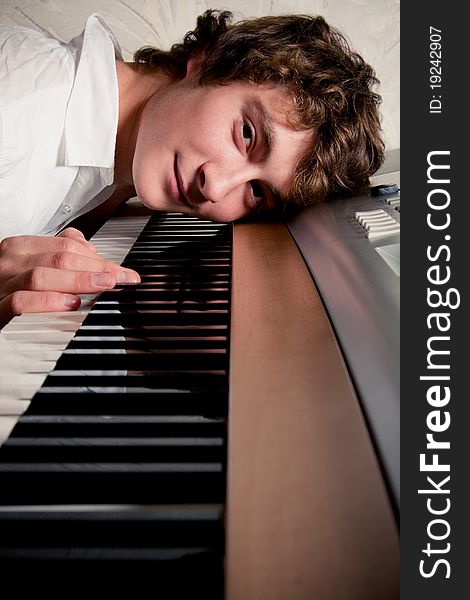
[117,271,140,284]
[93,273,113,287]
[63,295,80,308]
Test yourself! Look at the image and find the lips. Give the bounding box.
[174,156,190,207]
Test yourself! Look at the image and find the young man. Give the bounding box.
[0,9,384,326]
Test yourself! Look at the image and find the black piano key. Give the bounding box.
[134,225,225,232]
[124,253,230,261]
[104,272,229,281]
[82,311,228,326]
[10,415,226,439]
[25,391,228,417]
[89,300,229,311]
[42,371,228,390]
[74,325,229,338]
[67,338,227,350]
[1,434,226,463]
[122,265,230,274]
[0,550,224,600]
[54,350,228,372]
[121,276,230,286]
[0,462,226,504]
[96,289,230,301]
[0,504,224,548]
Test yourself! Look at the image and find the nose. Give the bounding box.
[197,161,256,205]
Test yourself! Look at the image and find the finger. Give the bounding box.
[0,234,98,259]
[19,251,140,282]
[58,227,87,241]
[0,290,80,326]
[58,228,97,252]
[2,267,124,296]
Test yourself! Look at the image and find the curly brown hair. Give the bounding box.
[134,10,384,206]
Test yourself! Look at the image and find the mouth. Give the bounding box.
[174,155,190,207]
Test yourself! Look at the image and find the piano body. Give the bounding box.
[0,155,400,598]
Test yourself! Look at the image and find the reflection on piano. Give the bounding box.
[0,162,400,597]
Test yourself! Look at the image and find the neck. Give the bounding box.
[114,61,173,190]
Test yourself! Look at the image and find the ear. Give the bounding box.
[185,54,203,78]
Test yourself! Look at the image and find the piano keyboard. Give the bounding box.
[0,212,151,445]
[0,210,231,596]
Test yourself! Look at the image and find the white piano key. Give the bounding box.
[0,360,55,374]
[0,399,31,415]
[0,417,20,446]
[4,311,87,324]
[0,372,48,389]
[1,330,80,344]
[0,344,62,362]
[0,210,152,443]
[1,320,85,333]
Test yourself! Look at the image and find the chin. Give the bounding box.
[134,193,151,209]
[136,189,162,211]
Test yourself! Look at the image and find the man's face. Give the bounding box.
[132,72,310,221]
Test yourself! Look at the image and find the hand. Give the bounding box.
[0,227,140,328]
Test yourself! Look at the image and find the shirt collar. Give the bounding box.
[63,15,122,173]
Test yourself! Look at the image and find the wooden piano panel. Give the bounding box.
[226,221,399,599]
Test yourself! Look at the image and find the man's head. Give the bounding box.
[132,9,384,219]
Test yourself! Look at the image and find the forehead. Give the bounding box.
[226,81,294,119]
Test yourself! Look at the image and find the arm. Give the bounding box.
[0,227,140,329]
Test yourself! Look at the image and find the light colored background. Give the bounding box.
[0,0,399,150]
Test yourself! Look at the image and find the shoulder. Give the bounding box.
[0,22,72,67]
[0,23,75,105]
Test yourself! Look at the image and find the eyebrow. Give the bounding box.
[251,96,274,164]
[251,96,290,208]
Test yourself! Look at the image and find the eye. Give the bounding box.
[242,121,255,150]
[250,181,265,210]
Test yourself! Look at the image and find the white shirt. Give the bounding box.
[0,15,122,239]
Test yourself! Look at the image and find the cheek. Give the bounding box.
[132,108,167,183]
[131,134,147,191]
[131,136,160,201]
